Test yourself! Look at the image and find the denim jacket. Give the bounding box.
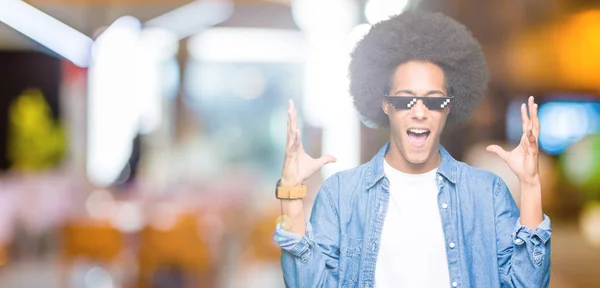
[274,143,551,288]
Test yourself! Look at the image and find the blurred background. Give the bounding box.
[0,0,599,287]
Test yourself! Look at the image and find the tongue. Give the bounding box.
[408,133,428,146]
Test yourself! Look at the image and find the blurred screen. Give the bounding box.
[506,94,600,155]
[185,61,303,178]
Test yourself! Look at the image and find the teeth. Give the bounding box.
[409,129,429,134]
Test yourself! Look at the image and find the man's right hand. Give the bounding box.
[279,99,336,235]
[281,99,337,187]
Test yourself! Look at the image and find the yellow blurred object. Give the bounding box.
[507,10,600,92]
[7,88,66,172]
[555,10,600,91]
[137,213,211,286]
[61,221,124,262]
[0,244,6,267]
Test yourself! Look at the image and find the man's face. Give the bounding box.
[382,61,450,166]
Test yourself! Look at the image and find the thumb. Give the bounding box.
[317,155,337,166]
[486,145,508,161]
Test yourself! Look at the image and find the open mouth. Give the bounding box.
[406,128,431,148]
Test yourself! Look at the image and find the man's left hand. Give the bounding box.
[486,96,540,185]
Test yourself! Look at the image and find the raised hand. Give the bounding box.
[281,99,336,187]
[486,96,540,184]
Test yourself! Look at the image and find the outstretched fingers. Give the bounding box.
[529,96,540,138]
[521,102,530,135]
[286,100,294,150]
[286,99,302,153]
[524,96,540,154]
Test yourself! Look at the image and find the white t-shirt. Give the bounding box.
[374,159,450,288]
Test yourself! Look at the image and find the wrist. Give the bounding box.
[519,175,541,188]
[280,177,302,187]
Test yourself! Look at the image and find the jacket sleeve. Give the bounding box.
[274,176,340,288]
[493,176,552,287]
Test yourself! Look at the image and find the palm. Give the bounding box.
[487,96,540,183]
[282,144,330,184]
[281,100,336,185]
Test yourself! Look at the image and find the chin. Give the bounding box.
[405,151,431,164]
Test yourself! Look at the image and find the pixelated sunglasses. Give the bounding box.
[385,95,453,110]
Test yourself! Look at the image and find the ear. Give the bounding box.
[382,99,390,115]
[444,105,451,116]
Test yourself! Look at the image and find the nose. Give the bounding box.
[411,100,427,120]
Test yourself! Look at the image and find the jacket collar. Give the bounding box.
[365,142,458,190]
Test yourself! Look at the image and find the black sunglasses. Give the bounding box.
[385,95,453,110]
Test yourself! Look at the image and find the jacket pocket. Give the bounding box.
[340,233,362,287]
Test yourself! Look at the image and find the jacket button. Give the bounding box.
[442,203,448,209]
[452,281,458,287]
[449,242,456,249]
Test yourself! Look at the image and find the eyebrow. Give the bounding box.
[393,89,446,96]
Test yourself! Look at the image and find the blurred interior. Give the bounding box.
[0,0,600,287]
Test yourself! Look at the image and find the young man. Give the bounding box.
[274,11,551,288]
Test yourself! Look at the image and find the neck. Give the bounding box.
[384,141,441,174]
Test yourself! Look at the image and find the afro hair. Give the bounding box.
[349,10,488,128]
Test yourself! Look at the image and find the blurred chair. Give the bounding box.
[137,212,212,288]
[61,221,123,262]
[247,211,281,262]
[59,220,125,287]
[231,207,284,288]
[0,243,6,268]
